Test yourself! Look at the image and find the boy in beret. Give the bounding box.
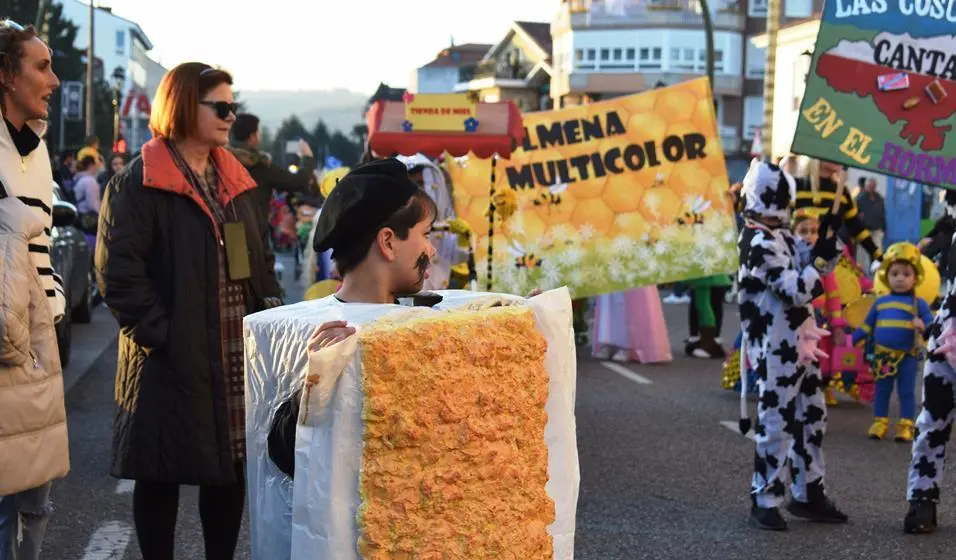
[268,158,440,477]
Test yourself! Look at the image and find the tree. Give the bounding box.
[311,119,330,162]
[5,1,122,155]
[271,114,310,166]
[328,130,360,167]
[259,125,274,154]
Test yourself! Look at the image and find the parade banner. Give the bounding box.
[446,77,737,299]
[792,2,956,189]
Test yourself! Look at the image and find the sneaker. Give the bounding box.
[594,347,613,360]
[787,495,849,524]
[750,505,788,531]
[904,501,937,534]
[677,295,691,304]
[869,417,890,440]
[663,294,682,304]
[611,349,632,362]
[895,419,916,443]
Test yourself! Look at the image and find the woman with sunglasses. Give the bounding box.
[95,62,281,560]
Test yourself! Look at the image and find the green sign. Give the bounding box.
[792,2,956,189]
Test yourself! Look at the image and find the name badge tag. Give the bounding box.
[223,221,251,281]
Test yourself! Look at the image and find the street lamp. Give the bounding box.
[111,66,126,153]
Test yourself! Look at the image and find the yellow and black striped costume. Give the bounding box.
[793,177,884,261]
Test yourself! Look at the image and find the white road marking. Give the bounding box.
[720,420,756,441]
[600,361,653,385]
[114,479,134,495]
[81,521,132,560]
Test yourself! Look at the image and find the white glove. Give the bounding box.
[797,317,830,365]
[934,318,956,369]
[870,259,882,275]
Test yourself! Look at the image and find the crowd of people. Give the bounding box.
[4,14,956,560]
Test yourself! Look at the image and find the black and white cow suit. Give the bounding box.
[905,284,956,532]
[737,160,845,522]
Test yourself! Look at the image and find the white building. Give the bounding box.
[409,43,493,94]
[550,0,819,166]
[57,1,164,150]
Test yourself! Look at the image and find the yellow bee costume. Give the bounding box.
[851,243,933,442]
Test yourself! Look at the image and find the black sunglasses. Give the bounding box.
[199,101,239,120]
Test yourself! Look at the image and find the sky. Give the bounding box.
[99,0,558,94]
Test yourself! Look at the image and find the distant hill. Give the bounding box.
[236,89,368,136]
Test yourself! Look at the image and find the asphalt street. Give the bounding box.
[40,267,956,559]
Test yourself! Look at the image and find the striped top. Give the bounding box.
[851,293,933,351]
[0,118,66,322]
[794,176,883,260]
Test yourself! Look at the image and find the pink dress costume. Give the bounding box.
[592,287,672,363]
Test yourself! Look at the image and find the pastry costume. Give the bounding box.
[736,160,847,528]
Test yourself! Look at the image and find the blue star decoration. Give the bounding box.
[464,117,479,133]
[402,120,413,132]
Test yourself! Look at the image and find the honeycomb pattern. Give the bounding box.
[445,78,735,286]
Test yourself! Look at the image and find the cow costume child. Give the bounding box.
[736,160,848,531]
[904,261,956,534]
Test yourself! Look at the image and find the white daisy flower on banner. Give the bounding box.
[609,259,626,282]
[611,236,635,254]
[578,223,596,241]
[562,246,586,266]
[569,268,585,288]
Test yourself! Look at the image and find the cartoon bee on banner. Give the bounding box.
[677,196,712,226]
[508,240,544,270]
[533,183,568,208]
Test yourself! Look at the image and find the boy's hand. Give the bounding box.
[914,318,925,331]
[308,321,356,351]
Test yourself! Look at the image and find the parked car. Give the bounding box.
[51,183,95,366]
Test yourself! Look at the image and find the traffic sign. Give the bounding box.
[61,81,83,121]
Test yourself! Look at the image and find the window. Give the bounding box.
[613,48,622,60]
[743,95,764,140]
[115,30,125,55]
[575,49,584,61]
[714,49,724,72]
[673,47,694,71]
[785,0,812,17]
[625,48,635,60]
[586,49,596,61]
[639,46,662,70]
[600,48,610,61]
[746,42,766,78]
[748,0,768,16]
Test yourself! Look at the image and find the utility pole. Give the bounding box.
[85,0,95,136]
[698,0,716,100]
[761,0,781,161]
[34,0,47,29]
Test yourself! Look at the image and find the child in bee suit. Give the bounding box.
[851,242,932,443]
[736,159,848,531]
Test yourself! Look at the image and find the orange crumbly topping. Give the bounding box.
[357,306,554,559]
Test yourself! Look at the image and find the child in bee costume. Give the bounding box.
[736,159,849,531]
[851,243,932,443]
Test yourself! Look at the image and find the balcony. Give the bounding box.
[555,0,746,32]
[555,70,742,97]
[471,59,535,81]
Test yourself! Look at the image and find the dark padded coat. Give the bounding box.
[95,138,281,485]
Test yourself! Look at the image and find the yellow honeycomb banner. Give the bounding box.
[446,77,739,299]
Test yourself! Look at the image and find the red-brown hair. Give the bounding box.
[149,62,232,140]
[0,19,38,91]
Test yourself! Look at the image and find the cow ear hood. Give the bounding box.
[741,158,796,222]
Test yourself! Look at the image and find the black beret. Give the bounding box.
[313,158,420,253]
